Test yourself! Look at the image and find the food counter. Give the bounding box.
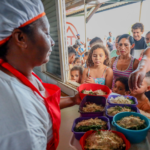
[57,93,150,150]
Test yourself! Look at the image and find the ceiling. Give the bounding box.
[65,0,143,16]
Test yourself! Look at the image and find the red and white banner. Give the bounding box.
[66,22,78,46]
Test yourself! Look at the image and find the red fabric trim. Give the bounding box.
[47,138,55,150]
[0,12,45,46]
[0,59,4,64]
[19,12,45,28]
[0,36,11,46]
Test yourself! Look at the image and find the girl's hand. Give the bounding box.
[85,76,95,83]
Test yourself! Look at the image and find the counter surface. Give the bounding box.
[57,98,150,150]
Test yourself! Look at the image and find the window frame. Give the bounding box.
[41,0,69,83]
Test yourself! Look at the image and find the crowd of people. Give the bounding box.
[1,0,150,148]
[68,22,150,116]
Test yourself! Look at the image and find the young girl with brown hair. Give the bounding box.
[81,44,113,88]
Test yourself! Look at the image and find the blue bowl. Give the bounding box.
[112,112,150,144]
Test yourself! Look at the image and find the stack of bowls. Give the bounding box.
[72,95,111,140]
[106,94,140,123]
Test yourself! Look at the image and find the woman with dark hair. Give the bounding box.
[0,0,80,150]
[111,34,139,88]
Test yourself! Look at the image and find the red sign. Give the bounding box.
[66,22,78,46]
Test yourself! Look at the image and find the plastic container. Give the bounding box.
[77,83,111,100]
[79,95,106,117]
[107,94,138,106]
[106,105,140,122]
[112,112,150,144]
[79,130,131,150]
[72,116,110,140]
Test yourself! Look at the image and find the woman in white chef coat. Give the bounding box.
[0,0,80,150]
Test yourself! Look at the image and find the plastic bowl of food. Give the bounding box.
[107,95,138,106]
[79,95,106,117]
[112,112,150,143]
[77,83,111,100]
[106,105,140,122]
[72,116,110,140]
[80,130,131,150]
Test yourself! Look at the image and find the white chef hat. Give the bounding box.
[0,0,45,46]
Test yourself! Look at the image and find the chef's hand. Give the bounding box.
[60,93,81,109]
[129,68,146,91]
[72,93,81,105]
[85,76,95,83]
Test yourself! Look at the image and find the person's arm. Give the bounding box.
[80,41,84,45]
[78,50,86,56]
[59,94,81,109]
[105,67,113,89]
[133,59,139,70]
[129,47,150,90]
[81,68,88,84]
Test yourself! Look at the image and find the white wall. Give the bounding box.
[66,1,150,43]
[140,0,150,33]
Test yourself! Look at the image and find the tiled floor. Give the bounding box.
[57,105,79,150]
